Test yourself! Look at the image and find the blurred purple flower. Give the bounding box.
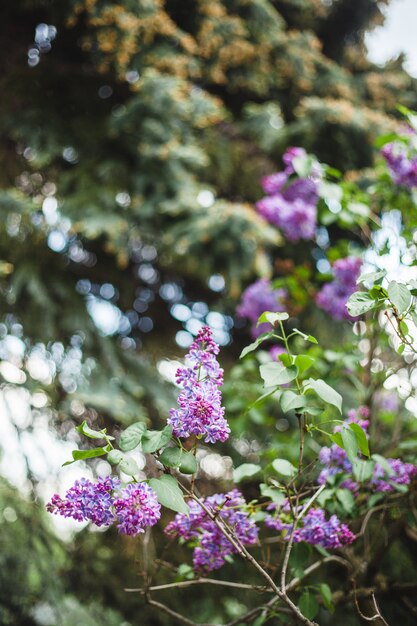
[237,279,287,338]
[316,256,362,320]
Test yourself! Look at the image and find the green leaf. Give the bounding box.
[352,459,375,482]
[63,446,109,465]
[119,422,147,452]
[294,355,315,374]
[372,454,395,476]
[374,133,399,149]
[291,328,318,344]
[357,269,387,285]
[272,459,297,477]
[179,451,198,475]
[336,488,355,514]
[330,432,343,449]
[298,591,319,620]
[305,379,342,413]
[120,456,140,476]
[76,420,114,441]
[387,281,411,314]
[240,332,273,358]
[107,449,124,465]
[319,583,334,613]
[233,463,262,482]
[341,427,359,463]
[141,425,173,453]
[149,475,189,514]
[280,391,307,413]
[346,291,377,316]
[159,447,182,468]
[349,423,370,457]
[260,483,285,506]
[317,488,334,505]
[259,362,298,387]
[257,311,289,326]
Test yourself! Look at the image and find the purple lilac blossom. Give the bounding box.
[47,478,161,536]
[237,279,287,338]
[46,476,118,527]
[164,489,258,572]
[256,147,319,242]
[167,326,230,443]
[265,506,355,549]
[382,141,417,188]
[113,482,161,536]
[316,256,362,321]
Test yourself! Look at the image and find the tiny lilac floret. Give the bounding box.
[167,326,230,443]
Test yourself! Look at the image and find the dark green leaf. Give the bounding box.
[233,463,262,482]
[260,483,285,506]
[149,475,189,514]
[119,422,147,452]
[240,332,273,358]
[336,488,355,513]
[159,446,182,468]
[341,427,359,463]
[179,451,198,475]
[294,354,314,374]
[76,420,114,441]
[319,583,334,613]
[272,459,296,477]
[346,291,377,316]
[120,456,140,475]
[349,423,370,457]
[259,362,298,387]
[63,446,109,465]
[352,459,375,482]
[387,281,411,314]
[142,425,173,453]
[305,379,342,412]
[107,449,124,465]
[299,591,319,620]
[280,391,307,413]
[257,311,289,325]
[372,454,395,476]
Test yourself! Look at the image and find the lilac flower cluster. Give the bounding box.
[318,407,417,494]
[316,256,362,320]
[265,506,355,550]
[381,139,417,188]
[256,147,320,242]
[168,326,230,444]
[237,279,287,338]
[47,478,161,536]
[164,489,258,572]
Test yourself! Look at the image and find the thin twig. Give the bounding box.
[126,578,269,593]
